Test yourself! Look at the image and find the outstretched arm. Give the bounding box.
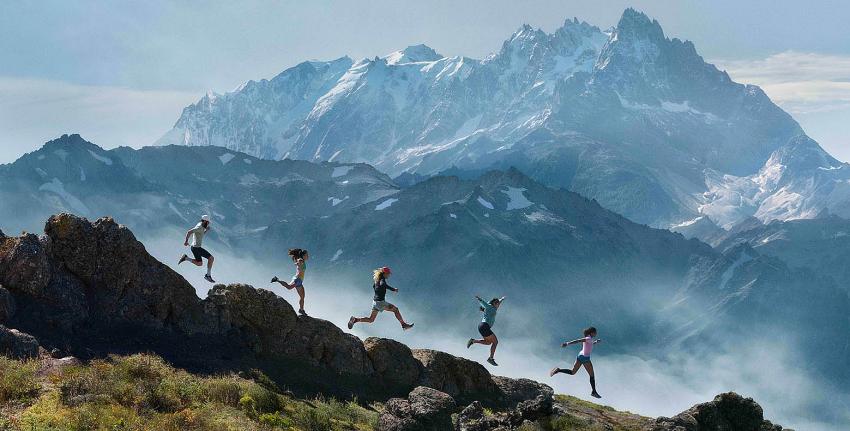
[383,279,398,292]
[561,338,585,347]
[475,296,489,308]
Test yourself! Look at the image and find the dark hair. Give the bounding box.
[288,248,307,260]
[490,298,500,305]
[583,327,597,337]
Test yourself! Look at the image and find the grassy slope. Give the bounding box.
[0,354,650,431]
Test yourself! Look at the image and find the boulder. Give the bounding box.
[0,325,40,359]
[204,283,298,348]
[43,214,203,330]
[412,349,499,404]
[455,401,509,431]
[0,285,15,322]
[649,392,788,431]
[365,337,423,389]
[492,376,554,413]
[379,386,456,431]
[0,233,51,297]
[283,315,374,376]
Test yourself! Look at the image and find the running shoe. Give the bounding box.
[591,391,602,399]
[487,358,498,366]
[348,317,356,330]
[271,276,279,283]
[467,338,475,349]
[402,323,414,331]
[178,254,188,264]
[204,274,215,283]
[549,367,561,377]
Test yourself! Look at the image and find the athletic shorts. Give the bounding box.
[478,322,494,338]
[290,277,303,288]
[191,246,212,260]
[577,355,591,364]
[372,300,392,312]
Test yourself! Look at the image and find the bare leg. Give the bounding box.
[488,334,498,359]
[389,305,411,327]
[190,259,203,267]
[583,362,600,397]
[353,309,379,325]
[206,255,214,273]
[273,279,292,289]
[295,285,305,312]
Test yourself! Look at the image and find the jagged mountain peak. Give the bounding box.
[159,8,849,229]
[616,7,664,38]
[384,44,442,65]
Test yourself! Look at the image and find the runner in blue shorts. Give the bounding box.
[467,295,505,366]
[272,248,309,316]
[550,326,602,398]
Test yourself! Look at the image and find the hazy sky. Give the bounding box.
[1,0,848,162]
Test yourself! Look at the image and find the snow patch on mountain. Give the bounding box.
[375,198,399,210]
[88,150,113,165]
[328,196,349,206]
[503,187,533,210]
[39,178,90,215]
[332,166,354,178]
[477,196,494,209]
[219,153,235,165]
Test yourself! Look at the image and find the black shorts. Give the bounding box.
[478,322,494,338]
[191,246,212,260]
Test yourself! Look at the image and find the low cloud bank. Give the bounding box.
[141,233,848,431]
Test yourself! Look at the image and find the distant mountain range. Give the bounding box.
[157,8,850,230]
[2,135,848,413]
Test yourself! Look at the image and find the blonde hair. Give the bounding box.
[373,269,385,284]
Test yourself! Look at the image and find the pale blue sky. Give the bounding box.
[1,0,848,162]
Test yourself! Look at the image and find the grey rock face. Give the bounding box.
[379,386,456,431]
[0,325,40,359]
[365,337,423,390]
[649,392,789,431]
[0,285,15,323]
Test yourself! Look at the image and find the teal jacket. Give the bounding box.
[478,298,498,327]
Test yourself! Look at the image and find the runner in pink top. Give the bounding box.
[580,335,594,356]
[549,326,602,398]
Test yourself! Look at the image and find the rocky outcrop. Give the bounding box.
[649,392,790,431]
[0,285,14,322]
[365,337,423,390]
[455,384,554,431]
[379,386,457,431]
[0,325,40,359]
[0,213,549,408]
[412,349,500,405]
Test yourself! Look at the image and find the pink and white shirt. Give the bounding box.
[579,336,594,357]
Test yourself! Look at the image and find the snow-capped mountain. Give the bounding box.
[158,8,850,229]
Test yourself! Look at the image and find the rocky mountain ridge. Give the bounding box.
[0,214,790,430]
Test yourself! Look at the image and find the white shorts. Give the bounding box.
[372,300,393,312]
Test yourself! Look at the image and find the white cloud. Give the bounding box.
[715,51,850,162]
[0,77,198,163]
[715,51,850,115]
